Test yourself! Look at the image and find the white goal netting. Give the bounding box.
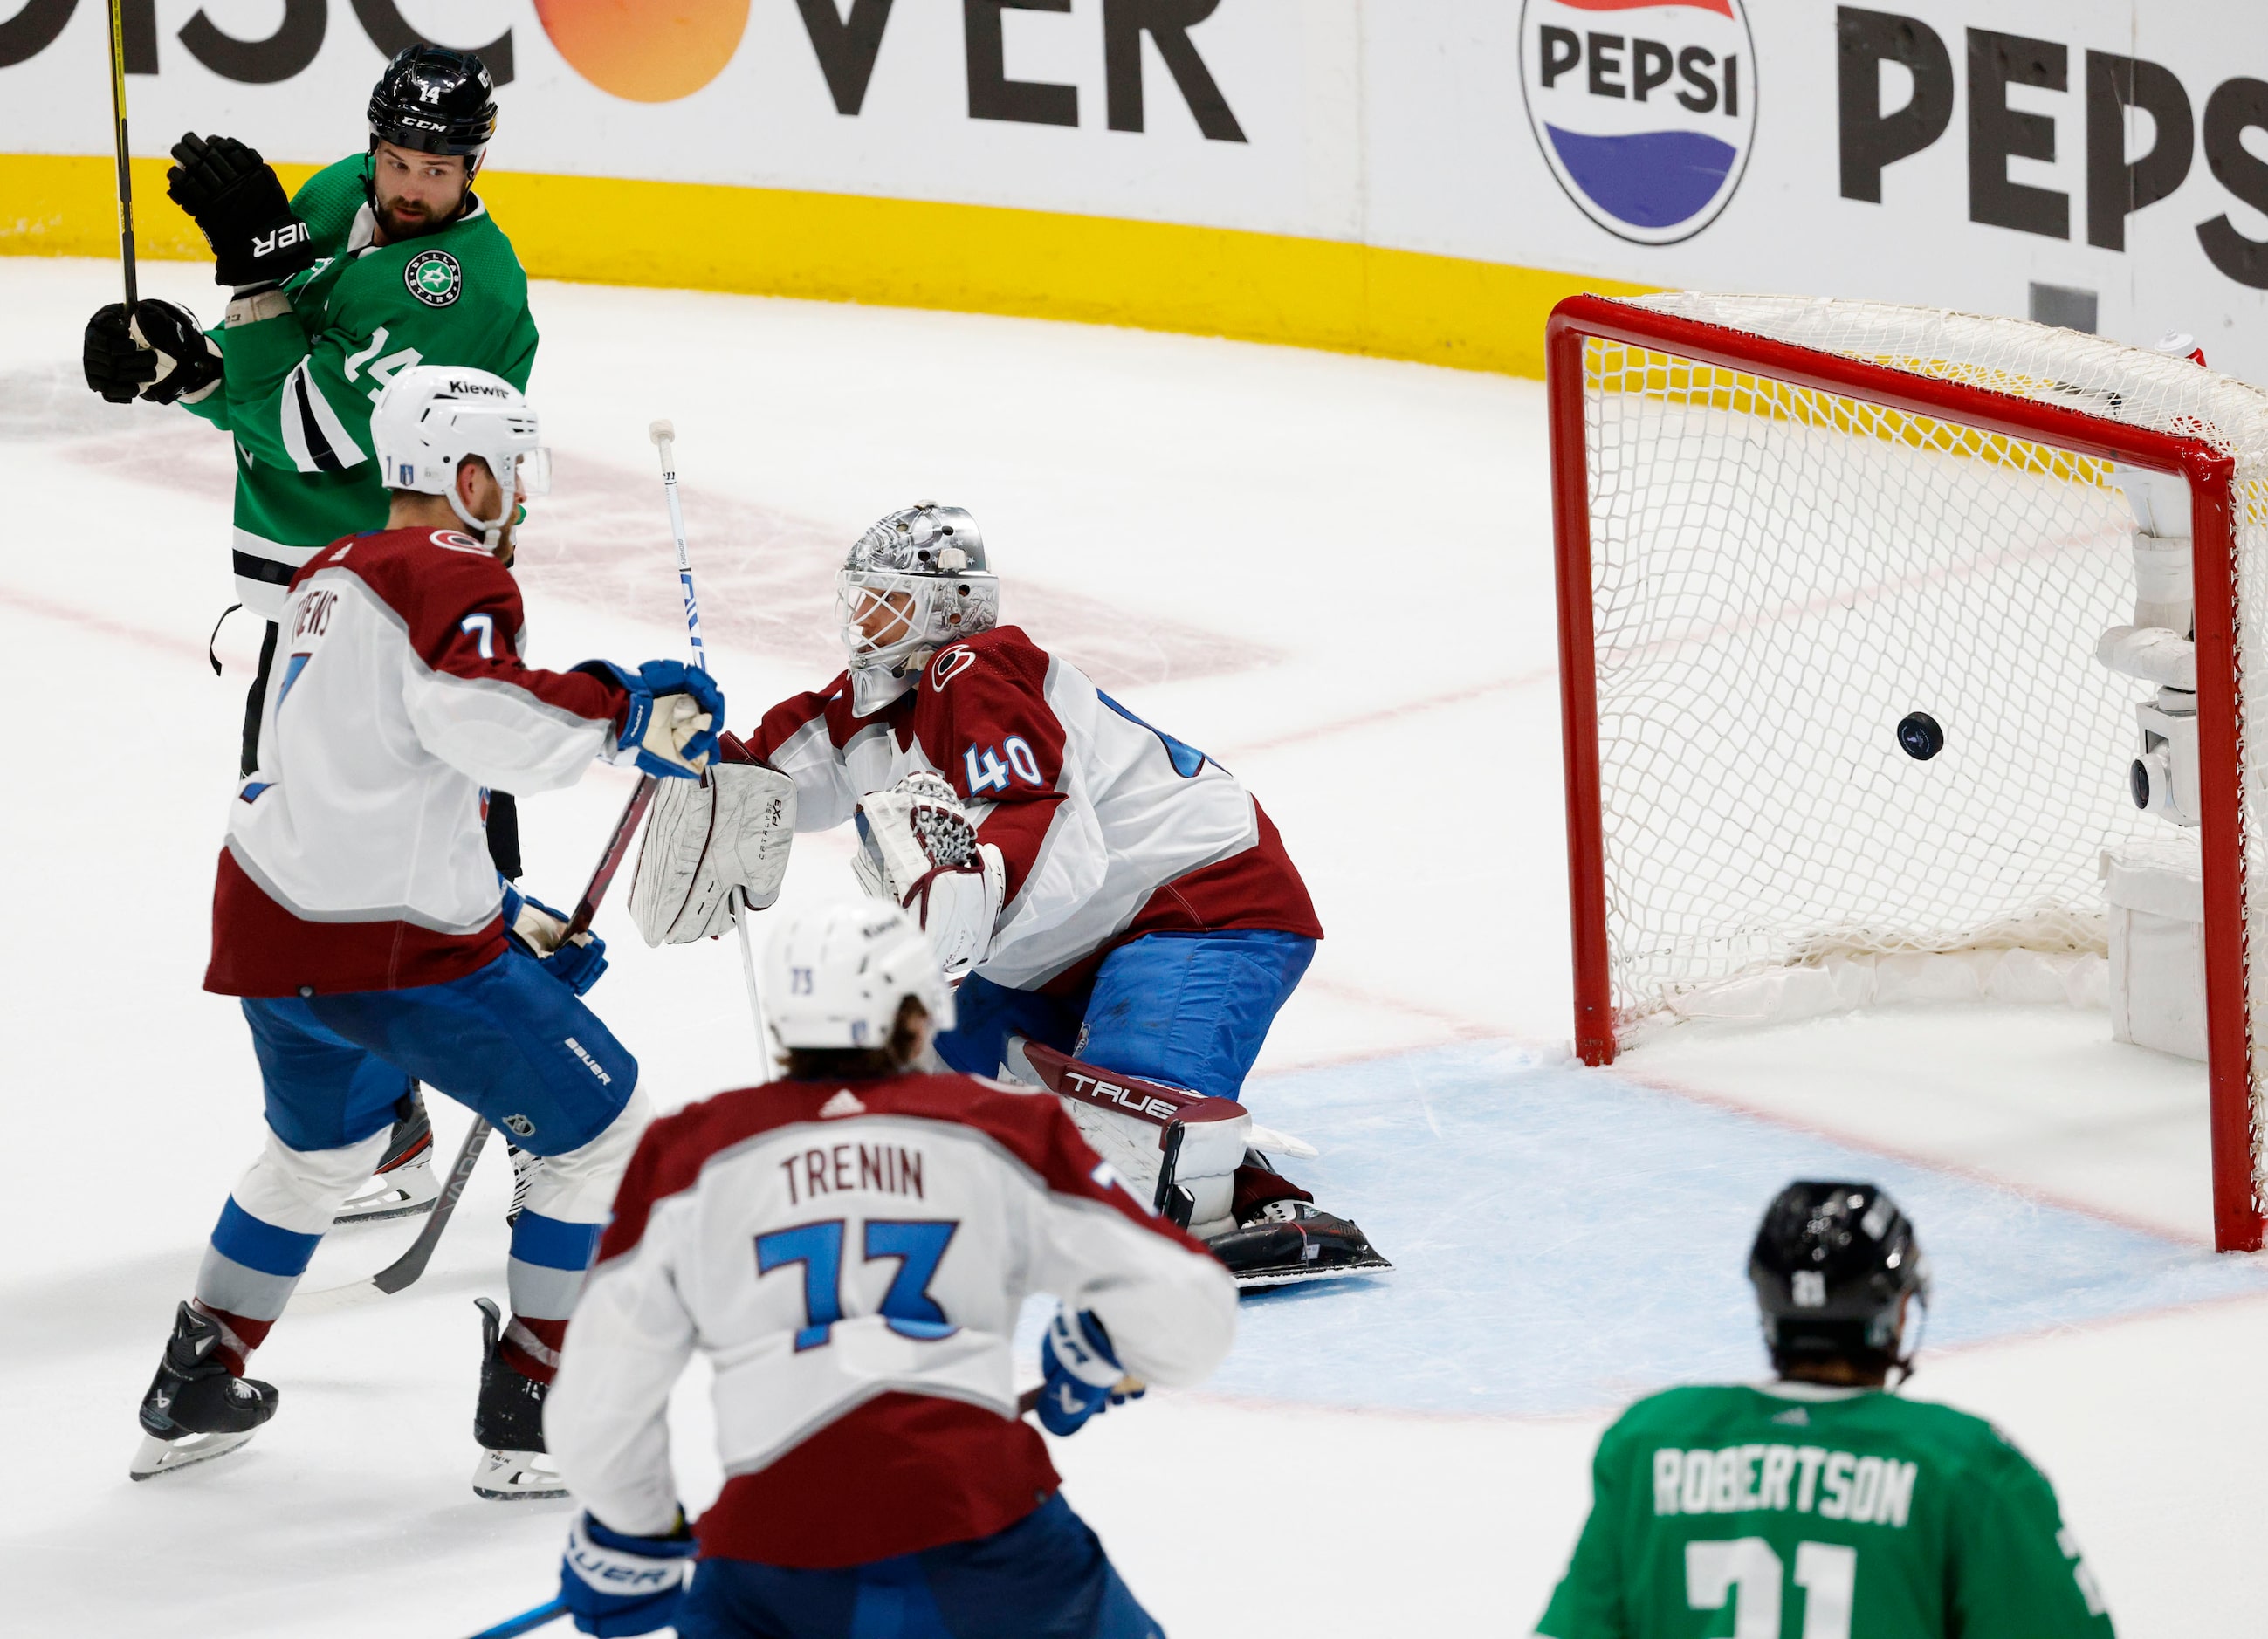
[1575,294,2268,1056]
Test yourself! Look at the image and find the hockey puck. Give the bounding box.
[1895,712,1944,761]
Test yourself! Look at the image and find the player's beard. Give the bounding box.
[375,188,464,242]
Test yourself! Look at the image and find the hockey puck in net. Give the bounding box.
[1895,712,1945,761]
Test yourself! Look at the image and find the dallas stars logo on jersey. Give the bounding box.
[404,250,463,308]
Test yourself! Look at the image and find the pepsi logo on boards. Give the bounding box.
[1520,0,1758,245]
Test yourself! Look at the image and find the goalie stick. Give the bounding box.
[649,417,771,1052]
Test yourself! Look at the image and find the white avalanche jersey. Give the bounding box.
[206,526,630,998]
[545,1071,1237,1567]
[743,625,1320,991]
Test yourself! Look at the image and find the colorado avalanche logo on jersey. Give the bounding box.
[931,646,977,688]
[1519,0,1756,245]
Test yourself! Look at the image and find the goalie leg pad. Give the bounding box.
[1005,1038,1250,1238]
[629,763,797,947]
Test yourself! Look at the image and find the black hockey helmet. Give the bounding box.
[1749,1181,1928,1376]
[368,46,498,164]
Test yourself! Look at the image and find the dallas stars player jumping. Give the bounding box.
[81,45,539,1222]
[1536,1182,2114,1639]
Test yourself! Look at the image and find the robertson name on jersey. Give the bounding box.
[1538,1382,2114,1639]
[546,1072,1237,1567]
[746,626,1322,991]
[206,527,629,998]
[179,154,540,618]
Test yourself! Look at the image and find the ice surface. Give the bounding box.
[3,257,2263,1636]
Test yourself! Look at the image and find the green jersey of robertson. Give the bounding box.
[1536,1383,2113,1639]
[180,153,538,620]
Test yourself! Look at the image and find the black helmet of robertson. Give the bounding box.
[368,45,498,167]
[1749,1180,1928,1375]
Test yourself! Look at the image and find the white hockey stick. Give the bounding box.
[649,419,769,1054]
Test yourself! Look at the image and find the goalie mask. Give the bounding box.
[371,365,549,551]
[837,503,1000,716]
[1749,1181,1929,1380]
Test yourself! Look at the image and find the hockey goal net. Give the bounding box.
[1548,292,2268,1251]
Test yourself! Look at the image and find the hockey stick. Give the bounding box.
[462,1596,566,1639]
[288,1118,490,1314]
[562,776,654,942]
[649,418,770,1052]
[105,0,138,308]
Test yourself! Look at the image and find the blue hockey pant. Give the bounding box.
[677,1493,1162,1639]
[936,928,1315,1100]
[196,947,645,1343]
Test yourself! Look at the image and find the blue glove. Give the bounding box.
[559,1510,695,1637]
[1037,1306,1131,1437]
[500,882,610,996]
[578,660,725,781]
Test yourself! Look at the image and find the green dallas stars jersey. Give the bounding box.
[1536,1383,2114,1639]
[179,153,538,621]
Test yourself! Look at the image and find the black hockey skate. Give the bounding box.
[1207,1200,1393,1291]
[333,1087,440,1224]
[131,1301,278,1480]
[472,1297,567,1501]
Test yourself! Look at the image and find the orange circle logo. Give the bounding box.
[536,0,751,103]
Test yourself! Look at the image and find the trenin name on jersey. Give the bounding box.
[779,1142,926,1207]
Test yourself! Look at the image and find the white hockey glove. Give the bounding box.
[854,772,1006,979]
[629,762,798,946]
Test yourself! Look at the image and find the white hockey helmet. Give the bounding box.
[765,900,957,1054]
[837,503,1000,716]
[371,364,550,548]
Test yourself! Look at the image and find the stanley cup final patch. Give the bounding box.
[404,249,464,307]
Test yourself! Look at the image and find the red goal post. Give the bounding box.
[1545,292,2263,1252]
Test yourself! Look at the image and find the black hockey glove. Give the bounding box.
[82,304,155,403]
[166,133,316,288]
[130,299,223,406]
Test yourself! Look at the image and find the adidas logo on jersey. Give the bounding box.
[1770,1407,1810,1426]
[819,1089,867,1119]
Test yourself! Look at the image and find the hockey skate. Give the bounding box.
[333,1088,439,1224]
[131,1301,278,1480]
[471,1297,567,1501]
[1206,1197,1394,1289]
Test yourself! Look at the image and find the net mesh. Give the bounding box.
[1580,295,2268,1069]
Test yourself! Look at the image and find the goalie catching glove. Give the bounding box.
[854,772,1005,979]
[628,738,797,946]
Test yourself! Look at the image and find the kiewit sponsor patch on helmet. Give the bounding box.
[1519,0,1757,245]
[404,249,464,306]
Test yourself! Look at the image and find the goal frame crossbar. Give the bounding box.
[1545,293,2261,1253]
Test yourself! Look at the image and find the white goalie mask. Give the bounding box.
[765,901,958,1053]
[371,364,552,550]
[837,503,1000,716]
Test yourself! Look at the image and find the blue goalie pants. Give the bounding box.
[936,928,1316,1100]
[677,1493,1161,1639]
